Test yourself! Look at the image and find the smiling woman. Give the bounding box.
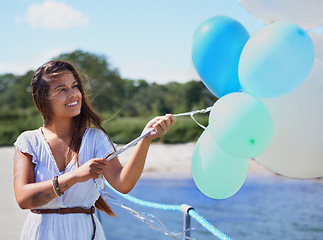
[48,73,82,121]
[13,60,176,240]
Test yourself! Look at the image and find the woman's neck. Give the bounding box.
[44,118,73,139]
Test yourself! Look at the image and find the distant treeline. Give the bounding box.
[0,50,217,146]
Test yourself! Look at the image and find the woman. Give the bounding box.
[13,61,176,239]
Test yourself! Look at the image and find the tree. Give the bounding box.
[183,81,217,110]
[0,71,35,110]
[0,73,17,109]
[14,71,35,109]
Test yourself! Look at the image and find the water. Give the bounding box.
[98,176,323,240]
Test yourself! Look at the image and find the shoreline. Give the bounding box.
[118,143,323,183]
[1,144,321,238]
[117,142,277,178]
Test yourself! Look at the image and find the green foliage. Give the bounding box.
[102,116,151,143]
[162,116,208,144]
[0,50,217,146]
[101,115,209,144]
[0,71,34,110]
[0,108,43,146]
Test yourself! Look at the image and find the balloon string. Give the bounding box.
[105,106,212,161]
[190,113,207,130]
[173,106,213,117]
[174,106,212,130]
[94,178,195,239]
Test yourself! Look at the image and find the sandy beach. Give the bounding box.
[118,142,276,178]
[0,144,275,239]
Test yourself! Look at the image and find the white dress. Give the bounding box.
[14,127,115,240]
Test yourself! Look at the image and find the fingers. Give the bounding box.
[93,158,109,167]
[141,114,176,141]
[165,114,176,124]
[88,158,108,178]
[152,114,176,134]
[76,157,110,182]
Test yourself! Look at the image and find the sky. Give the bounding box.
[1,0,322,84]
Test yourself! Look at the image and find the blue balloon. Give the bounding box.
[192,127,249,199]
[239,22,315,98]
[192,16,250,98]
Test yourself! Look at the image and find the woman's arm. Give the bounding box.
[13,149,109,209]
[104,114,176,194]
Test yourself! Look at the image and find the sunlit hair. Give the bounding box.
[31,60,115,216]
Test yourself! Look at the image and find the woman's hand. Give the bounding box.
[74,158,109,182]
[142,114,176,141]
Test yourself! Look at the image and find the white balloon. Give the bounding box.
[255,58,323,178]
[239,0,323,29]
[309,32,323,62]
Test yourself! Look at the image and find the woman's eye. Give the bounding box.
[58,88,65,93]
[72,85,79,89]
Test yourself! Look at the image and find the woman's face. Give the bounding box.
[48,72,82,122]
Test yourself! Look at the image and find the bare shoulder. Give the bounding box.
[14,148,34,185]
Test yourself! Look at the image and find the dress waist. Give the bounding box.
[31,206,95,215]
[31,206,96,240]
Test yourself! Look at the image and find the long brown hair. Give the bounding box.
[31,60,115,216]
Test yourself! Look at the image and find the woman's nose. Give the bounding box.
[67,88,78,98]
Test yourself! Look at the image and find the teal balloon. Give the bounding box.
[209,92,273,158]
[239,22,315,98]
[192,16,250,98]
[192,127,249,199]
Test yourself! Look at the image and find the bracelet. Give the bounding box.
[52,176,63,197]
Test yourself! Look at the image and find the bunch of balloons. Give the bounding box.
[191,0,323,199]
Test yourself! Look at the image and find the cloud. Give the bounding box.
[22,0,89,30]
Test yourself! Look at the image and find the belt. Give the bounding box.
[31,206,96,240]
